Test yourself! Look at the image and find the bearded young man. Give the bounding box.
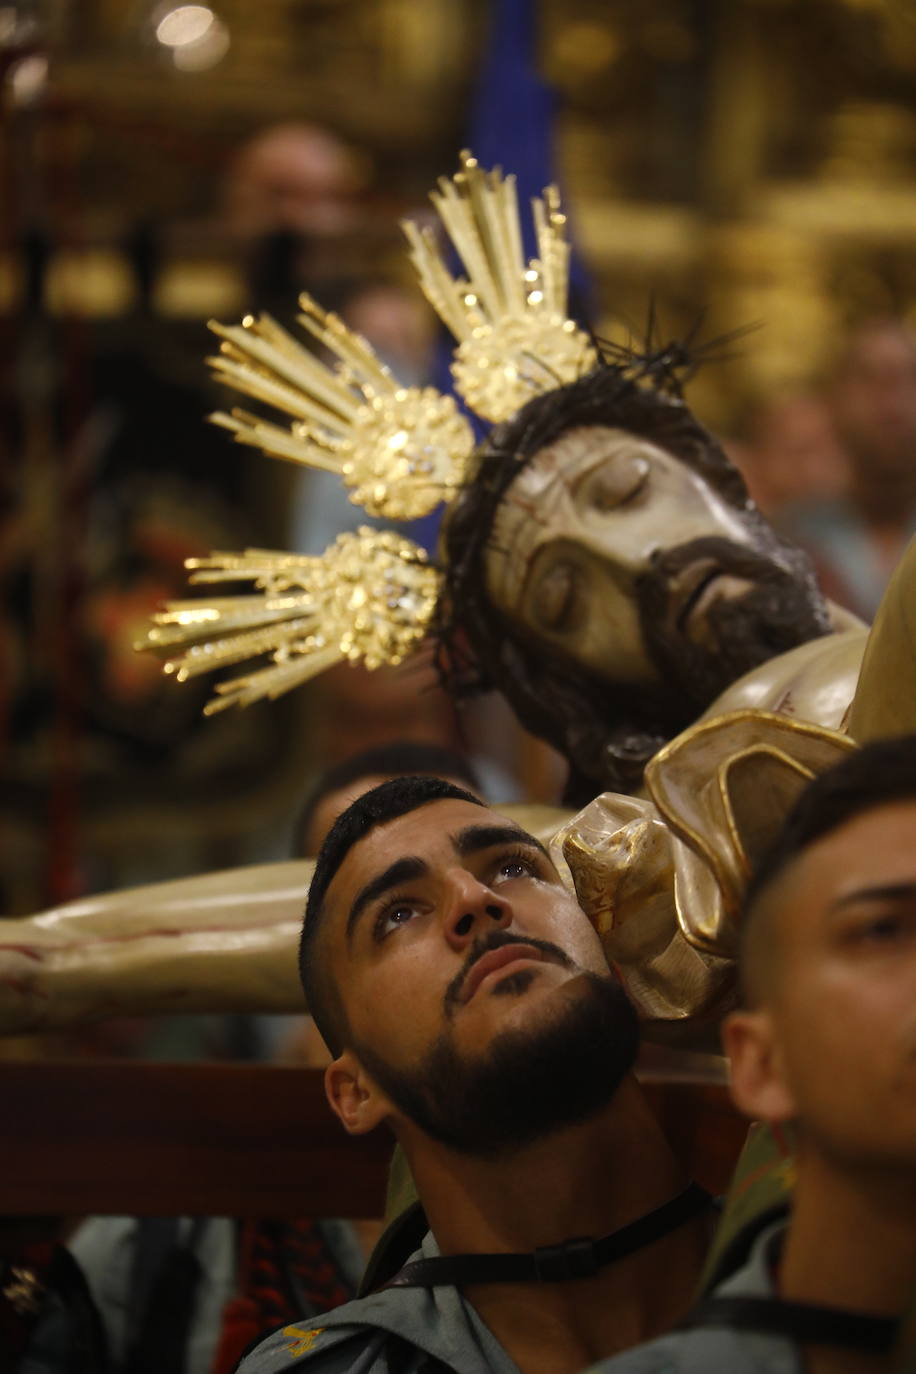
[237,775,715,1374]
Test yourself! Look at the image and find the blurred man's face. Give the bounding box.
[322,797,638,1155]
[737,394,848,513]
[486,425,828,710]
[727,801,916,1171]
[225,123,360,237]
[832,324,916,480]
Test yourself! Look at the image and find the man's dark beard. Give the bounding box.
[352,941,640,1159]
[636,534,832,716]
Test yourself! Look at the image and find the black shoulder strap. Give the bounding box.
[681,1295,899,1354]
[359,1202,429,1297]
[383,1183,713,1289]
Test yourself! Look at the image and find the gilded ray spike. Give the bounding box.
[207,300,474,520]
[138,529,442,713]
[403,150,597,423]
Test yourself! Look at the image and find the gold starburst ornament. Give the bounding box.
[404,151,597,422]
[141,529,441,713]
[209,298,474,520]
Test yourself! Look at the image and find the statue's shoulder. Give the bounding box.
[700,629,868,732]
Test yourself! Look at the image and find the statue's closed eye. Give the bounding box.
[532,560,579,630]
[581,455,649,511]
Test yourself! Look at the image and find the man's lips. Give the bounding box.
[461,944,549,1004]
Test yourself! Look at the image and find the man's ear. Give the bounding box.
[325,1050,390,1136]
[723,1009,797,1125]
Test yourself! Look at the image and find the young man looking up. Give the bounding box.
[591,735,916,1373]
[239,776,714,1374]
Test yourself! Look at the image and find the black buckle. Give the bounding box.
[533,1236,599,1281]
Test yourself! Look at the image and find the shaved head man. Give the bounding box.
[593,736,916,1373]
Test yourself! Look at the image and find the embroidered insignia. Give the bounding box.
[283,1324,325,1357]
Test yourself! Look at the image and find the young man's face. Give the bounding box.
[321,797,637,1155]
[727,800,916,1172]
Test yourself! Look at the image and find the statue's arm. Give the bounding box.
[0,860,312,1033]
[0,806,571,1035]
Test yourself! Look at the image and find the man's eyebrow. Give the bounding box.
[346,856,428,942]
[454,824,551,862]
[831,882,916,911]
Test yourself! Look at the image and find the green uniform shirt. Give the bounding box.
[236,1231,520,1374]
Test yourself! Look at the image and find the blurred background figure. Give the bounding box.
[728,390,848,518]
[223,122,363,239]
[292,739,482,859]
[780,319,916,620]
[221,122,370,319]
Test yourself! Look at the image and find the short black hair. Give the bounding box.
[298,775,485,1054]
[293,742,481,856]
[739,736,916,1004]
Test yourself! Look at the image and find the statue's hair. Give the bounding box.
[436,363,764,802]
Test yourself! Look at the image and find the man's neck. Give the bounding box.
[399,1076,710,1371]
[780,1154,916,1317]
[404,1076,685,1254]
[778,1154,916,1374]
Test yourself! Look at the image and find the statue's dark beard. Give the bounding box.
[636,534,832,717]
[352,966,640,1159]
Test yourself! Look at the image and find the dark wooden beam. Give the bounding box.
[1,1061,389,1218]
[0,1062,748,1219]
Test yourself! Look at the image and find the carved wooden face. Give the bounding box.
[485,424,763,688]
